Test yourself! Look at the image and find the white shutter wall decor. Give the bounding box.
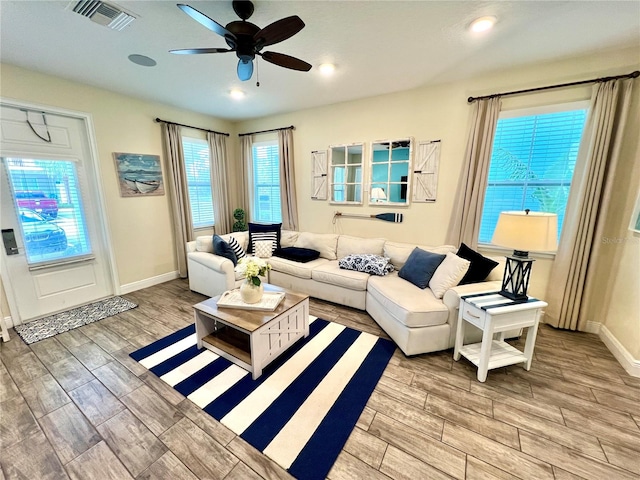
[311,150,328,200]
[412,140,441,203]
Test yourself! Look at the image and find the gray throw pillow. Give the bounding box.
[398,247,446,289]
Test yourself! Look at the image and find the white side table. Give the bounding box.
[453,292,547,382]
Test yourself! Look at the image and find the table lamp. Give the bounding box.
[492,210,558,301]
[370,187,387,203]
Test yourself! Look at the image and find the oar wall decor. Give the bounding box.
[334,212,403,223]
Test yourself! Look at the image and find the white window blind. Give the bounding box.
[252,140,282,223]
[479,105,588,244]
[5,157,92,265]
[182,137,214,228]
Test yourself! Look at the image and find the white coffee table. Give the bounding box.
[193,284,309,379]
[453,292,547,382]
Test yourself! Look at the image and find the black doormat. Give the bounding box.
[13,296,137,344]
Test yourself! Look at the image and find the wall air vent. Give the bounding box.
[70,0,136,31]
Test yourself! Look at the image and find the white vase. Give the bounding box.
[240,279,264,304]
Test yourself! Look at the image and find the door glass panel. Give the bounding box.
[4,158,92,264]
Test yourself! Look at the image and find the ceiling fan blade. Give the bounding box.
[170,48,233,55]
[260,51,312,72]
[254,16,305,48]
[177,4,236,40]
[237,59,254,81]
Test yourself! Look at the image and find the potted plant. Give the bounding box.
[233,208,247,232]
[235,257,271,303]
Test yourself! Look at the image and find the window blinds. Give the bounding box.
[479,108,588,244]
[182,138,214,228]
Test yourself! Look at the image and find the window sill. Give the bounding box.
[477,243,557,260]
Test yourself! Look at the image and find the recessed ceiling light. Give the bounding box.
[319,63,336,75]
[469,16,497,33]
[230,89,245,99]
[128,54,156,67]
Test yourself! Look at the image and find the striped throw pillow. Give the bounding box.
[251,231,278,254]
[228,236,246,261]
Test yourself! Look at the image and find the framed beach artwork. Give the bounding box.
[113,152,165,197]
[630,190,640,234]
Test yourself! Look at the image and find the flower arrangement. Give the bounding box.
[235,256,271,286]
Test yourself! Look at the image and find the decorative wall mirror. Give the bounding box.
[329,143,364,204]
[369,138,413,205]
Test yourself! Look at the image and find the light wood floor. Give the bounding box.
[1,279,639,479]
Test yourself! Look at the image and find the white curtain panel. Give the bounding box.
[240,134,253,218]
[545,78,634,330]
[207,132,232,235]
[447,97,501,248]
[162,123,192,278]
[279,129,299,231]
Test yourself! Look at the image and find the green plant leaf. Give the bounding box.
[252,276,261,287]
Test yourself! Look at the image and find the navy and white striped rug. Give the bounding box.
[130,317,395,480]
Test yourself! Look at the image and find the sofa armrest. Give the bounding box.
[187,251,235,275]
[442,281,502,311]
[186,241,197,253]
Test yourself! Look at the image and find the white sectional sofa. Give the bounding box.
[186,230,502,356]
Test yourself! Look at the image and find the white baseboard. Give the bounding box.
[584,320,602,334]
[3,316,13,330]
[599,325,640,378]
[118,271,180,295]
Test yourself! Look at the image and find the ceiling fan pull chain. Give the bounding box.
[256,57,260,87]
[23,110,52,143]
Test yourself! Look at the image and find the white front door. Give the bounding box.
[0,103,114,324]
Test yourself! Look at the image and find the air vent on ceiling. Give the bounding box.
[70,0,136,31]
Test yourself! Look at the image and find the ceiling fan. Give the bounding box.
[170,1,312,81]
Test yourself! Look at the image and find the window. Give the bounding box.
[252,140,282,223]
[479,103,588,245]
[182,137,214,228]
[5,158,91,265]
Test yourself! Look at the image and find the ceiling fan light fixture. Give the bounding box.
[469,16,497,33]
[230,88,245,99]
[319,63,336,76]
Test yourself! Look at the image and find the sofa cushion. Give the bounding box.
[457,243,499,284]
[312,261,369,291]
[274,247,320,263]
[398,247,446,289]
[280,230,299,248]
[219,231,249,252]
[338,254,393,276]
[248,223,281,253]
[367,272,449,328]
[196,236,214,253]
[384,241,456,269]
[294,232,339,260]
[429,252,470,299]
[267,256,330,279]
[213,235,237,265]
[337,235,385,259]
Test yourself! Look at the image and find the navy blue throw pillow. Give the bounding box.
[274,247,320,263]
[398,247,446,289]
[457,243,499,284]
[213,235,237,265]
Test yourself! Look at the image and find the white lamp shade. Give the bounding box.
[370,187,387,201]
[492,211,558,252]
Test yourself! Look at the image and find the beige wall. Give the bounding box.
[235,47,639,359]
[1,46,638,363]
[1,63,237,290]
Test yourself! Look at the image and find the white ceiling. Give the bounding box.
[1,1,639,121]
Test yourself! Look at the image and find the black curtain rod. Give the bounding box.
[154,117,230,137]
[238,125,295,137]
[467,70,640,103]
